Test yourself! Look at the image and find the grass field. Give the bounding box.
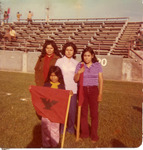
[0,71,142,148]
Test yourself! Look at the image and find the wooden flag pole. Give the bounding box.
[76,105,81,141]
[61,94,72,148]
[76,63,84,142]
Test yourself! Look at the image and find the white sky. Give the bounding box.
[0,0,143,22]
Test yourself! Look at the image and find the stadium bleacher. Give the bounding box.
[0,17,142,58]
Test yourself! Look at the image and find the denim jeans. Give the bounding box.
[61,94,77,134]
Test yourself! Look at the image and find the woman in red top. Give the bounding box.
[34,40,61,86]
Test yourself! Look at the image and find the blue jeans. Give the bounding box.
[60,94,77,134]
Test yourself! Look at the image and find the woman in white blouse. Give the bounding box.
[55,42,79,134]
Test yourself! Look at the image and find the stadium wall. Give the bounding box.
[0,51,142,83]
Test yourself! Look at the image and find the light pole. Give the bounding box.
[46,7,50,22]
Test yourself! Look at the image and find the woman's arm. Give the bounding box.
[98,72,103,102]
[34,58,40,70]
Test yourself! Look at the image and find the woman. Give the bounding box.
[55,42,79,134]
[34,40,61,86]
[74,47,103,142]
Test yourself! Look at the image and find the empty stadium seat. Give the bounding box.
[0,18,142,57]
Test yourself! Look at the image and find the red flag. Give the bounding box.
[7,8,10,14]
[78,63,84,106]
[29,85,70,124]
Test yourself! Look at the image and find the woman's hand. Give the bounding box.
[77,65,85,75]
[74,63,85,83]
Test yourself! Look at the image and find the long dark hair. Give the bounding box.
[46,66,65,85]
[81,47,98,63]
[62,42,77,59]
[39,40,61,60]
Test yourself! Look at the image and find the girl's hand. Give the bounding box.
[69,90,73,96]
[97,94,102,102]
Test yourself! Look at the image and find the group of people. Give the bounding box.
[0,26,16,42]
[16,11,33,24]
[34,40,103,148]
[1,10,33,24]
[0,10,33,42]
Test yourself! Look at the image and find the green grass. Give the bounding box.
[0,71,142,148]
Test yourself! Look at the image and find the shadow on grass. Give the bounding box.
[132,106,142,113]
[27,123,42,148]
[111,139,127,147]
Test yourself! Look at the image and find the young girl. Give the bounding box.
[74,47,103,143]
[42,66,65,148]
[34,40,61,86]
[55,42,79,134]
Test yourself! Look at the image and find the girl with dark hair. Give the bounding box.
[41,66,65,148]
[45,66,65,87]
[74,46,103,143]
[34,40,61,86]
[55,42,79,134]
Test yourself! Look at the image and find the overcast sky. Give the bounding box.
[0,0,143,22]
